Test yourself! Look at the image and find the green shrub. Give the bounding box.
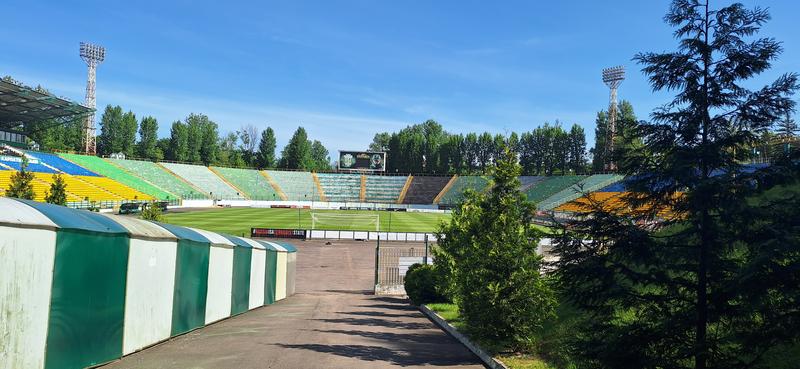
[404,263,446,305]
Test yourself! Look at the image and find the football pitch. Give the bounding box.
[162,207,451,236]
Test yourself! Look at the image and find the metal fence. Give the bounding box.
[374,238,432,295]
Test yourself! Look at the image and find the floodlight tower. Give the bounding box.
[79,42,105,154]
[602,65,625,171]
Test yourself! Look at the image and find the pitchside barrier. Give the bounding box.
[251,227,439,242]
[0,198,297,369]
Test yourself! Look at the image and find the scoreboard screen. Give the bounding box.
[338,151,386,171]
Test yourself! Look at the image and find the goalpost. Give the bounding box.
[310,212,380,231]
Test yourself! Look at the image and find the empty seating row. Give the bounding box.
[212,167,280,200]
[365,175,407,203]
[525,175,586,204]
[402,176,452,204]
[537,174,625,210]
[266,170,319,201]
[316,173,361,202]
[109,159,208,199]
[59,153,176,200]
[160,162,245,200]
[438,176,491,204]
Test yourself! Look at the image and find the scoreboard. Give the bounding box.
[338,151,386,172]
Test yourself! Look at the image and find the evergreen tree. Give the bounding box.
[257,127,277,168]
[436,146,555,350]
[44,173,67,205]
[6,156,35,200]
[776,112,797,139]
[137,116,159,159]
[280,127,312,169]
[554,2,799,368]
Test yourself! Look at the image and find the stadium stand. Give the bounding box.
[211,166,280,200]
[0,169,152,203]
[402,176,452,204]
[525,175,586,204]
[109,158,208,199]
[438,176,491,204]
[365,175,408,203]
[0,155,57,173]
[316,173,362,202]
[519,176,545,192]
[25,151,99,176]
[160,162,245,200]
[537,174,625,210]
[59,153,176,200]
[266,170,319,201]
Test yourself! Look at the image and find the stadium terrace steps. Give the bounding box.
[266,170,319,201]
[402,176,452,204]
[108,158,208,199]
[438,175,491,205]
[525,175,586,204]
[159,162,245,200]
[259,171,288,200]
[59,153,176,200]
[519,176,545,192]
[211,166,281,200]
[208,167,251,200]
[311,173,327,201]
[360,175,367,202]
[536,174,625,210]
[397,175,413,204]
[25,151,99,176]
[0,171,76,202]
[364,175,408,203]
[76,175,154,202]
[316,173,362,202]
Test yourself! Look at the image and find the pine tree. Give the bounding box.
[554,2,799,368]
[6,156,36,200]
[257,127,277,168]
[137,116,160,159]
[44,173,67,205]
[280,127,311,169]
[776,112,797,139]
[435,146,555,350]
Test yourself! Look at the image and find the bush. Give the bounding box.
[140,202,164,221]
[404,263,446,305]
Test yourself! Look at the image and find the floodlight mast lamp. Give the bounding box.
[79,42,105,154]
[602,66,625,171]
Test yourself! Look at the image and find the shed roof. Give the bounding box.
[16,199,127,234]
[0,197,57,229]
[101,214,176,241]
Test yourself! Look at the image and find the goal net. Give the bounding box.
[310,212,380,231]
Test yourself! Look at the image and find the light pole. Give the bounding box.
[602,65,625,172]
[79,42,105,154]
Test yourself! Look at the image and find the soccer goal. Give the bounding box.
[310,212,380,231]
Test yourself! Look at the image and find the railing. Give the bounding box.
[374,241,433,295]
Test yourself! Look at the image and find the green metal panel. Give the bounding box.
[170,239,210,336]
[44,230,129,369]
[156,222,214,336]
[230,241,252,316]
[264,248,277,305]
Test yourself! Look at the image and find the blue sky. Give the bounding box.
[2,0,798,155]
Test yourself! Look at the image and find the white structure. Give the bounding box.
[79,42,105,154]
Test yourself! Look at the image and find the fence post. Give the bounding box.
[374,235,380,291]
[424,234,429,265]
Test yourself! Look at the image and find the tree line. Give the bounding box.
[370,119,591,175]
[92,106,331,170]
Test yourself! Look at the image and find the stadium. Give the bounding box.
[2,1,799,368]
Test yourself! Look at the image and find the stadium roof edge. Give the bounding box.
[0,79,93,129]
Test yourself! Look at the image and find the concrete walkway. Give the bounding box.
[104,240,484,369]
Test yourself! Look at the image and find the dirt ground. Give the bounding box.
[102,239,484,369]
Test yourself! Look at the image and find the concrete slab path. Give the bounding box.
[103,240,484,369]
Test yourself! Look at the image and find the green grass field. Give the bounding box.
[162,207,451,236]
